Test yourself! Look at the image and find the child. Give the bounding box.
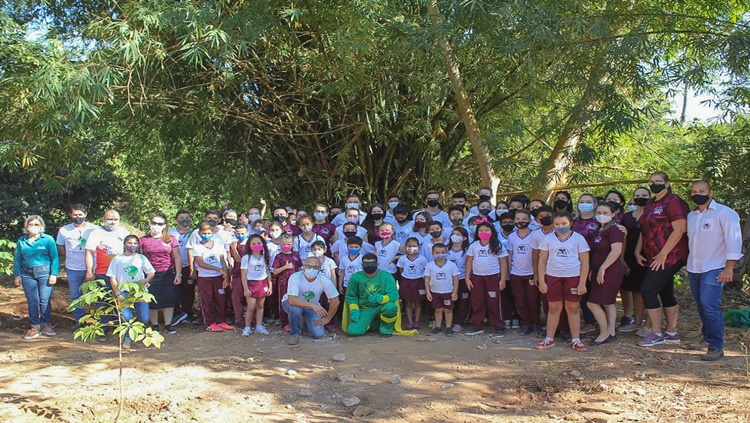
[421,221,446,262]
[447,227,470,332]
[411,211,433,246]
[240,234,272,336]
[192,223,233,332]
[331,221,375,264]
[425,243,460,337]
[508,209,540,335]
[536,212,590,352]
[465,220,509,336]
[374,222,401,275]
[397,237,428,329]
[311,204,336,247]
[338,236,364,294]
[391,204,413,245]
[497,210,520,328]
[272,234,303,332]
[230,225,249,327]
[105,235,155,348]
[294,215,324,260]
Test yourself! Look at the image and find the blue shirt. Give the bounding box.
[13,233,60,276]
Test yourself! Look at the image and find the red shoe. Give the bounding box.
[572,340,589,352]
[219,322,235,330]
[206,323,224,332]
[535,338,556,350]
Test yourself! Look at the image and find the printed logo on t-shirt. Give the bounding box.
[587,224,598,231]
[701,220,714,231]
[437,271,447,280]
[366,283,380,293]
[378,249,387,257]
[594,236,602,243]
[477,249,488,258]
[302,290,315,301]
[408,264,416,272]
[652,206,664,215]
[516,245,527,254]
[556,248,569,258]
[347,265,355,273]
[253,264,263,272]
[124,265,138,278]
[76,236,87,249]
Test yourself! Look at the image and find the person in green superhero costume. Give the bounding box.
[344,253,400,337]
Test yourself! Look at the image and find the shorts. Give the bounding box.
[545,275,581,303]
[399,277,426,301]
[247,279,270,299]
[430,292,454,310]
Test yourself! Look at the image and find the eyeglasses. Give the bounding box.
[150,222,166,226]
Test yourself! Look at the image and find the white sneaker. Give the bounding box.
[255,325,270,335]
[242,327,252,337]
[465,328,485,336]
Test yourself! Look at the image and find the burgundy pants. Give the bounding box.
[510,274,540,326]
[470,273,505,330]
[198,275,226,326]
[231,274,246,325]
[176,266,197,317]
[454,278,472,326]
[277,280,289,326]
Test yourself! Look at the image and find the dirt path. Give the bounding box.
[1,278,749,422]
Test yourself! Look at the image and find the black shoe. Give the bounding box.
[379,332,393,338]
[164,325,177,335]
[151,325,160,333]
[591,334,617,346]
[429,327,443,336]
[518,325,533,335]
[445,328,455,337]
[702,348,724,361]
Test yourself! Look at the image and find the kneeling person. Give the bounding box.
[283,257,340,345]
[345,253,400,337]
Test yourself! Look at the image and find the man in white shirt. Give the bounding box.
[56,204,97,327]
[686,181,743,361]
[282,257,340,345]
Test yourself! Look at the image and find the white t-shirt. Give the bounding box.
[266,241,280,270]
[56,222,97,271]
[412,210,451,228]
[447,248,468,279]
[191,242,226,277]
[240,254,269,280]
[319,255,337,279]
[420,238,447,263]
[338,253,363,288]
[186,228,232,252]
[410,231,433,247]
[530,227,554,250]
[106,253,155,284]
[282,271,339,305]
[169,227,193,268]
[392,221,414,245]
[331,239,374,262]
[334,225,368,240]
[397,255,428,279]
[424,261,459,293]
[294,232,324,260]
[466,240,508,276]
[374,239,401,274]
[539,232,590,278]
[507,230,536,276]
[85,226,131,275]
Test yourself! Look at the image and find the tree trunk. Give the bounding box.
[427,0,499,194]
[529,115,581,203]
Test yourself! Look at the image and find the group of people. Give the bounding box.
[12,172,742,360]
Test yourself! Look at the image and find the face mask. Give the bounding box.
[343,231,357,238]
[396,217,407,224]
[314,212,326,221]
[347,202,360,210]
[650,183,666,194]
[104,220,119,230]
[539,216,553,226]
[274,215,286,222]
[468,224,477,234]
[289,220,297,226]
[346,216,359,223]
[362,263,378,274]
[248,214,261,222]
[501,224,515,233]
[200,234,213,242]
[578,203,595,213]
[301,225,313,232]
[595,215,612,224]
[478,208,491,216]
[450,218,463,226]
[379,231,392,239]
[178,218,192,227]
[280,244,293,253]
[247,243,263,253]
[27,226,42,235]
[237,234,249,242]
[406,246,419,254]
[125,245,138,253]
[633,197,649,207]
[450,234,464,244]
[426,199,440,208]
[627,204,637,212]
[434,253,448,260]
[150,225,164,234]
[205,219,219,227]
[370,213,384,221]
[304,268,319,279]
[430,230,442,239]
[554,199,569,210]
[554,226,571,235]
[72,217,86,225]
[225,218,237,226]
[479,194,491,202]
[515,221,529,229]
[348,248,361,255]
[388,201,399,210]
[496,208,508,215]
[414,221,427,229]
[691,194,710,206]
[310,250,324,258]
[254,227,266,235]
[270,230,282,238]
[477,232,492,241]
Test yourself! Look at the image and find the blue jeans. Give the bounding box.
[688,269,725,350]
[120,293,150,341]
[20,265,54,328]
[66,268,87,323]
[282,299,325,338]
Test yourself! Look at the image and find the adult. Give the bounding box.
[14,215,60,339]
[413,190,451,229]
[56,204,97,328]
[140,213,182,334]
[85,210,130,283]
[344,254,399,337]
[553,191,574,214]
[168,210,193,325]
[311,204,336,246]
[685,181,743,361]
[618,187,651,334]
[361,204,387,244]
[635,171,689,347]
[572,193,600,333]
[282,257,340,345]
[331,194,367,226]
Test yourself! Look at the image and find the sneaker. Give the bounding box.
[325,324,335,332]
[429,327,443,336]
[445,327,455,337]
[686,340,709,351]
[636,326,652,337]
[206,323,224,332]
[171,312,189,326]
[511,319,521,329]
[536,338,556,350]
[638,332,665,347]
[263,317,275,324]
[663,332,681,344]
[452,324,463,333]
[218,322,235,331]
[151,325,161,333]
[405,322,414,329]
[518,325,533,335]
[41,326,57,336]
[572,340,589,352]
[413,322,421,329]
[702,348,724,361]
[580,323,596,334]
[283,324,292,333]
[122,339,132,349]
[288,335,300,345]
[164,325,177,335]
[618,323,640,333]
[24,328,40,339]
[191,317,204,325]
[242,326,252,336]
[618,315,635,328]
[494,330,505,338]
[255,325,270,335]
[465,328,485,336]
[504,320,512,328]
[534,325,545,335]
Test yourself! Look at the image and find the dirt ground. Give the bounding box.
[1,276,749,423]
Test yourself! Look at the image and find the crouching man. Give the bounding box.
[282,257,340,345]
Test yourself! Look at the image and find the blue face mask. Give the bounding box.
[237,234,248,242]
[200,234,213,242]
[554,226,571,235]
[434,253,448,260]
[578,203,595,213]
[348,248,361,255]
[303,268,320,279]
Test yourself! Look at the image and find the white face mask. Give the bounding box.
[310,250,324,258]
[388,201,399,210]
[270,230,282,238]
[150,225,163,234]
[346,202,359,210]
[595,215,613,224]
[248,213,261,222]
[27,226,42,235]
[450,234,463,244]
[301,225,313,232]
[104,220,119,230]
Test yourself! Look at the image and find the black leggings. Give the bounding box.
[641,261,683,310]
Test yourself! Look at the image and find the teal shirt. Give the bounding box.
[13,233,60,276]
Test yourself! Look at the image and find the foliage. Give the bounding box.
[0,239,16,276]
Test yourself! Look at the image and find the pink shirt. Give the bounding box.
[139,235,179,272]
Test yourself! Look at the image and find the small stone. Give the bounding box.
[390,374,402,384]
[286,369,298,376]
[298,389,313,397]
[441,383,454,388]
[634,388,646,396]
[332,354,347,362]
[477,344,488,350]
[342,396,360,407]
[337,373,355,383]
[427,338,437,342]
[570,370,582,378]
[353,406,375,417]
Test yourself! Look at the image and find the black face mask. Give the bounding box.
[650,184,666,194]
[343,231,357,238]
[479,194,491,202]
[451,218,463,226]
[501,224,515,233]
[72,217,86,225]
[530,209,540,218]
[362,263,378,274]
[225,218,237,226]
[633,197,649,207]
[691,194,710,206]
[206,219,219,227]
[274,215,286,222]
[370,213,384,221]
[554,199,569,210]
[515,221,529,229]
[430,230,442,239]
[426,199,440,208]
[539,216,553,226]
[478,208,491,216]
